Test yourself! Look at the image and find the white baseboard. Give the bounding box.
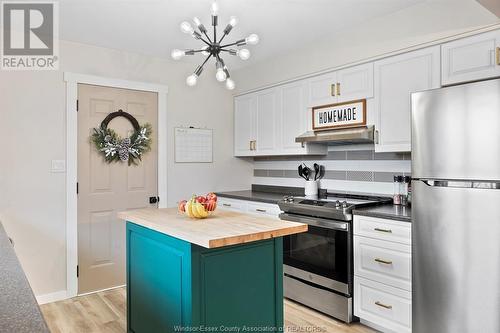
[36,290,68,305]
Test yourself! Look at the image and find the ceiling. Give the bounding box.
[59,0,428,69]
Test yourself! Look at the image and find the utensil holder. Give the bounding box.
[304,180,319,197]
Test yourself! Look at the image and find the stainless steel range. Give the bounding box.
[278,193,390,323]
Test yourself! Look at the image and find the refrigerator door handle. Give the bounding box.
[418,179,500,189]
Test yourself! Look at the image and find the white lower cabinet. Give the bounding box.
[354,215,412,333]
[218,198,281,218]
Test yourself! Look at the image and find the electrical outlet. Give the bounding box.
[51,160,66,173]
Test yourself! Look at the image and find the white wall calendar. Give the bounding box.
[174,127,213,163]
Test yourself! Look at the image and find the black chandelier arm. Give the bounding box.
[220,49,237,56]
[218,32,228,44]
[200,54,212,68]
[220,39,245,49]
[202,30,212,43]
[198,36,212,47]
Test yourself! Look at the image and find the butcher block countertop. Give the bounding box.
[118,208,307,248]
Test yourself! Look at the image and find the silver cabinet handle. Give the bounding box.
[374,227,392,233]
[256,209,267,213]
[375,258,393,265]
[496,47,500,66]
[375,129,380,144]
[336,82,341,95]
[222,203,231,207]
[375,301,393,309]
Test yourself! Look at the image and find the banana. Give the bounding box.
[195,202,208,218]
[189,200,200,218]
[186,200,195,218]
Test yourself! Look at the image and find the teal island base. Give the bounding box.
[126,222,284,333]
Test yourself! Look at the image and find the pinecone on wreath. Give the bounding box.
[118,148,129,162]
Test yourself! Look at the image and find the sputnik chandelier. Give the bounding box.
[171,1,259,90]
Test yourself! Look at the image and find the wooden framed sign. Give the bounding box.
[312,99,366,131]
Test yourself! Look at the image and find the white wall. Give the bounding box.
[233,0,500,92]
[0,40,252,298]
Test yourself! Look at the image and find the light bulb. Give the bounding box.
[201,46,210,56]
[193,17,202,28]
[216,68,227,82]
[186,74,198,86]
[180,21,194,34]
[237,48,250,60]
[171,49,185,60]
[246,34,259,45]
[228,16,238,27]
[225,78,235,90]
[211,1,219,16]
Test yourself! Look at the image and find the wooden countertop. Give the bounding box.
[118,208,307,248]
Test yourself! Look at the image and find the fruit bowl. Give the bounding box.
[178,193,217,219]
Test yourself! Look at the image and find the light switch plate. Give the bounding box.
[51,160,66,173]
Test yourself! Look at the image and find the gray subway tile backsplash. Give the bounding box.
[346,171,373,182]
[253,149,410,183]
[324,170,347,180]
[373,172,398,182]
[268,170,285,177]
[254,169,268,177]
[346,150,374,160]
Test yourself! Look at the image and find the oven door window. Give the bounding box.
[283,224,348,284]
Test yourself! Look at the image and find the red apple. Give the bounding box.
[178,200,187,213]
[206,192,217,202]
[205,199,217,212]
[196,195,207,204]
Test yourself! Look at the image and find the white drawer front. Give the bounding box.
[218,198,247,212]
[354,215,411,245]
[355,236,411,291]
[354,276,411,333]
[246,202,281,218]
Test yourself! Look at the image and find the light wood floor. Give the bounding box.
[41,287,375,333]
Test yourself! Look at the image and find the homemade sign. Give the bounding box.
[312,99,366,131]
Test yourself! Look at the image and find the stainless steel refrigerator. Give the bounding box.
[411,78,500,333]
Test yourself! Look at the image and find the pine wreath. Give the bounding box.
[91,110,152,166]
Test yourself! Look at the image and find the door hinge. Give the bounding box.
[76,99,79,112]
[76,182,79,194]
[77,265,79,278]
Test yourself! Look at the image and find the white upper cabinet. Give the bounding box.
[255,88,280,155]
[442,30,500,86]
[307,63,374,108]
[374,46,441,152]
[281,82,307,153]
[234,95,256,156]
[337,63,374,103]
[307,71,337,107]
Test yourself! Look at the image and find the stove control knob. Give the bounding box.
[335,200,341,208]
[342,200,348,208]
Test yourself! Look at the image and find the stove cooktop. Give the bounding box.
[279,193,391,221]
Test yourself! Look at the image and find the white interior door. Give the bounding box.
[77,84,158,294]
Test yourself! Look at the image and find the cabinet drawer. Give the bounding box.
[354,215,411,245]
[354,276,411,333]
[246,202,281,218]
[218,198,246,212]
[354,236,411,291]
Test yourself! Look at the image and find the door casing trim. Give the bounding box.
[64,72,168,299]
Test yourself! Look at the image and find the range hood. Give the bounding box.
[295,125,374,145]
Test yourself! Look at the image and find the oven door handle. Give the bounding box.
[279,213,349,231]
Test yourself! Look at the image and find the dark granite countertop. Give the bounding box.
[0,222,49,333]
[215,190,287,204]
[353,204,411,222]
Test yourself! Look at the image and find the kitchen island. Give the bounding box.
[118,208,307,333]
